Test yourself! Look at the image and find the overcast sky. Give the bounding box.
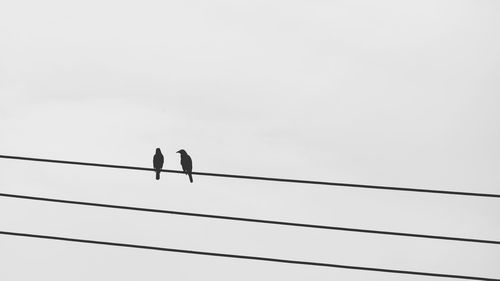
[1,0,499,280]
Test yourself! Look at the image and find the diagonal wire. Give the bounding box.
[0,192,498,245]
[1,154,499,198]
[0,230,498,281]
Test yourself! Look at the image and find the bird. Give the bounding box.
[176,149,193,183]
[153,148,164,180]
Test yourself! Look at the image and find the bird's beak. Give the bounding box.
[176,150,180,153]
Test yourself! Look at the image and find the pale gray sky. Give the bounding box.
[1,0,499,280]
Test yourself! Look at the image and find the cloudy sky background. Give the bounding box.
[1,0,499,280]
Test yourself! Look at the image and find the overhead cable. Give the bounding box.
[0,230,497,281]
[0,192,498,245]
[1,154,498,198]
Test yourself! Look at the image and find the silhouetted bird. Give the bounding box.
[153,148,164,180]
[176,149,193,183]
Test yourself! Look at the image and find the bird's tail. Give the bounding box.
[188,173,193,183]
[156,172,160,180]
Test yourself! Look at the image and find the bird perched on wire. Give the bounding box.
[153,148,164,180]
[176,149,193,183]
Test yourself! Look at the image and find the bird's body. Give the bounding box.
[177,149,193,183]
[153,148,164,180]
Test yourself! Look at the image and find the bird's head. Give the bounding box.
[176,149,186,155]
[156,148,161,153]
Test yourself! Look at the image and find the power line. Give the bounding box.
[1,154,499,198]
[1,192,498,245]
[0,230,497,281]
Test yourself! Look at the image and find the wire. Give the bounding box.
[1,192,498,245]
[1,154,499,198]
[1,231,497,280]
